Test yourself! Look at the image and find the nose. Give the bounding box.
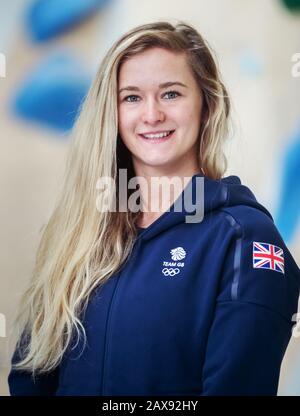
[141,98,165,124]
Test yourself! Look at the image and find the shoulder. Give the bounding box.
[216,205,300,321]
[220,204,276,239]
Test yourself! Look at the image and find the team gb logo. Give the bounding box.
[170,247,186,261]
[162,246,186,277]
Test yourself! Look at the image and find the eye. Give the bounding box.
[163,90,181,99]
[122,90,181,103]
[123,95,140,103]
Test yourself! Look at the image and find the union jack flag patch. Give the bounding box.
[253,242,285,274]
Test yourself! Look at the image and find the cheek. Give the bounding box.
[187,102,202,128]
[176,110,196,128]
[173,100,200,127]
[118,107,136,135]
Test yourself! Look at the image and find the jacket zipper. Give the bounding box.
[100,237,143,395]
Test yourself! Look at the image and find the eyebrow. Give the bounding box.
[118,81,188,94]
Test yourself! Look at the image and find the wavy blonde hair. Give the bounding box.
[12,20,231,374]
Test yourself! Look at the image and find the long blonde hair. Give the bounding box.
[12,20,231,373]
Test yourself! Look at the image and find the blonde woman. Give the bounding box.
[8,21,300,396]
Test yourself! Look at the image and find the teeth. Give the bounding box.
[142,131,172,139]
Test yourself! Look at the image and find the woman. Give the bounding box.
[8,21,300,396]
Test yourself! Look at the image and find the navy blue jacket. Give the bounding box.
[8,173,300,396]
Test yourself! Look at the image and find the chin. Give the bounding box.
[141,158,174,167]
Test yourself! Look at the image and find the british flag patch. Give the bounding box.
[253,242,285,274]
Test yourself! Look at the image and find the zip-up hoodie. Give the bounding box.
[8,173,300,396]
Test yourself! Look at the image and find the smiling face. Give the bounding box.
[117,47,204,176]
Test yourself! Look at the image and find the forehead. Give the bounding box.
[118,48,192,84]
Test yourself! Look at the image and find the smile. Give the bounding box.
[138,130,175,142]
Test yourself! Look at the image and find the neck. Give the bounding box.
[132,161,200,225]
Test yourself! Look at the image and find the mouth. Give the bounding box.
[138,130,175,143]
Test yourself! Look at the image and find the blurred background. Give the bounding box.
[0,0,299,396]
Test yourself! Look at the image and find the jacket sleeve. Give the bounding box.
[8,334,59,396]
[201,211,300,396]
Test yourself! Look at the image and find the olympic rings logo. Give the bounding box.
[162,268,180,276]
